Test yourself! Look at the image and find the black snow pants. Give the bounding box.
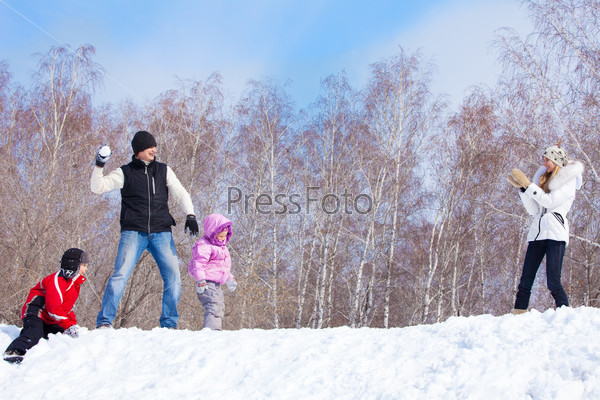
[5,315,64,355]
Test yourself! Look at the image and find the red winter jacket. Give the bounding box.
[21,272,86,330]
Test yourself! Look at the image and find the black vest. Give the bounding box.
[120,157,175,233]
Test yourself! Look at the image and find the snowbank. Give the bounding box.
[1,307,600,399]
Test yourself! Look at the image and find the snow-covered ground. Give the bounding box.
[1,306,599,399]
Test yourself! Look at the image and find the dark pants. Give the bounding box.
[514,239,569,310]
[4,315,64,355]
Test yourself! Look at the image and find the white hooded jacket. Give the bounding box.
[519,160,584,246]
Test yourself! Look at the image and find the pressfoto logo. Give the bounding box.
[228,186,373,215]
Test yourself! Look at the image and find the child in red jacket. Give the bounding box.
[3,248,89,364]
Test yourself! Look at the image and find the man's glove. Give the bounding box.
[63,325,80,338]
[196,280,207,295]
[185,214,199,236]
[226,279,237,292]
[96,145,112,167]
[510,169,531,189]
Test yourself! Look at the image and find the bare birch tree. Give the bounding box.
[362,48,440,327]
[230,78,297,328]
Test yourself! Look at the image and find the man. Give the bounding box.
[91,130,198,329]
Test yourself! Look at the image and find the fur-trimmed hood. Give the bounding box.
[532,160,584,191]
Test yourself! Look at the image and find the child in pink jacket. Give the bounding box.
[188,213,237,330]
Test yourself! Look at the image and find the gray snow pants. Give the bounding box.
[197,281,225,330]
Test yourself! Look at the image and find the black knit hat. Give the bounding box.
[131,131,157,155]
[60,248,89,279]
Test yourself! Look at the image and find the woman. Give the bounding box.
[507,145,584,313]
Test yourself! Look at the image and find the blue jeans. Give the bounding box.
[96,231,181,328]
[514,239,568,310]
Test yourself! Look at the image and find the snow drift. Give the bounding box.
[1,306,599,399]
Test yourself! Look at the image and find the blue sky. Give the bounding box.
[0,0,531,109]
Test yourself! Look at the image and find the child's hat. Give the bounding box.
[60,248,89,279]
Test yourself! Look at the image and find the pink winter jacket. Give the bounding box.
[188,213,233,284]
